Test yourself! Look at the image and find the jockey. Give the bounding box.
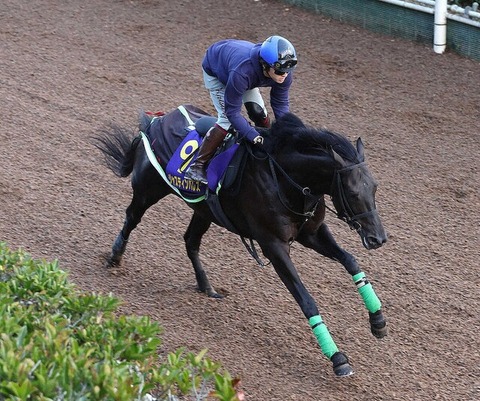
[185,35,298,184]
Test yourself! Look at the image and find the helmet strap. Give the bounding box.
[259,59,270,72]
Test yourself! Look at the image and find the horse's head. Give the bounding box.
[330,138,387,250]
[268,115,386,249]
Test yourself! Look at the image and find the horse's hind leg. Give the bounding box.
[107,176,169,267]
[297,222,387,338]
[183,212,221,298]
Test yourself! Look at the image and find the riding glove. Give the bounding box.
[253,135,264,145]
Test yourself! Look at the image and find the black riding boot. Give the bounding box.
[185,124,227,184]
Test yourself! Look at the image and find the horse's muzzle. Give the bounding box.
[362,233,387,250]
[353,210,387,250]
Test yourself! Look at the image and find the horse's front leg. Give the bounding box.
[260,239,354,377]
[183,212,221,298]
[297,222,387,338]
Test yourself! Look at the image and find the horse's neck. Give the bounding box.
[274,152,335,196]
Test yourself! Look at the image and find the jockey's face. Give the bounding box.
[267,67,288,83]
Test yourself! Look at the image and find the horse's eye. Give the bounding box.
[349,191,361,200]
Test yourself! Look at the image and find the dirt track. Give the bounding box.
[1,0,479,400]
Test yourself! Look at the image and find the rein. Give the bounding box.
[241,145,376,265]
[268,156,321,220]
[246,144,321,220]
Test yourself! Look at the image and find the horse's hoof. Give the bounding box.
[369,310,387,338]
[371,324,388,338]
[196,287,224,299]
[105,259,115,268]
[335,364,355,377]
[103,253,121,268]
[207,290,224,299]
[331,352,355,377]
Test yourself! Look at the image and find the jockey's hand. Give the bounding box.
[253,135,264,145]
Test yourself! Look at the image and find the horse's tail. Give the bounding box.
[92,125,141,178]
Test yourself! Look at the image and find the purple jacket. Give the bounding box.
[202,39,293,142]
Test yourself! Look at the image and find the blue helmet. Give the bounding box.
[259,35,298,73]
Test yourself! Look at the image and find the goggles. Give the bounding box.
[272,59,298,72]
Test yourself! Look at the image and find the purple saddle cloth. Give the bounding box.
[143,105,240,196]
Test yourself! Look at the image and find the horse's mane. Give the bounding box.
[265,113,359,163]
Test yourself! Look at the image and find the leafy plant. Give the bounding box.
[0,242,243,400]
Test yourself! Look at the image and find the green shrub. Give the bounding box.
[0,242,242,401]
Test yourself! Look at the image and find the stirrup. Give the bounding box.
[185,166,208,184]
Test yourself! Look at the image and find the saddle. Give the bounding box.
[140,104,248,207]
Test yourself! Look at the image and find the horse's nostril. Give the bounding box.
[367,236,386,249]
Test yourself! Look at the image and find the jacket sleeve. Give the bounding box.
[224,72,260,143]
[270,73,293,119]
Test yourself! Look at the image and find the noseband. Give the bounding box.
[329,162,378,232]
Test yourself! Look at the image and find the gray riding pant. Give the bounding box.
[203,69,267,131]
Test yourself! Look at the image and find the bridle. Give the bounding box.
[248,144,378,233]
[245,144,322,220]
[327,162,378,232]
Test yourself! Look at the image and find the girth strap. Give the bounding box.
[205,191,269,267]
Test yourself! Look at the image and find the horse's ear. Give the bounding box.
[332,147,346,168]
[356,137,365,161]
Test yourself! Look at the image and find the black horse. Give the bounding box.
[94,105,388,377]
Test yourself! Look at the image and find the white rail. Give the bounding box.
[378,0,480,54]
[379,0,480,27]
[379,0,434,14]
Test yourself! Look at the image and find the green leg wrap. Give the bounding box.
[352,272,382,313]
[308,315,338,358]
